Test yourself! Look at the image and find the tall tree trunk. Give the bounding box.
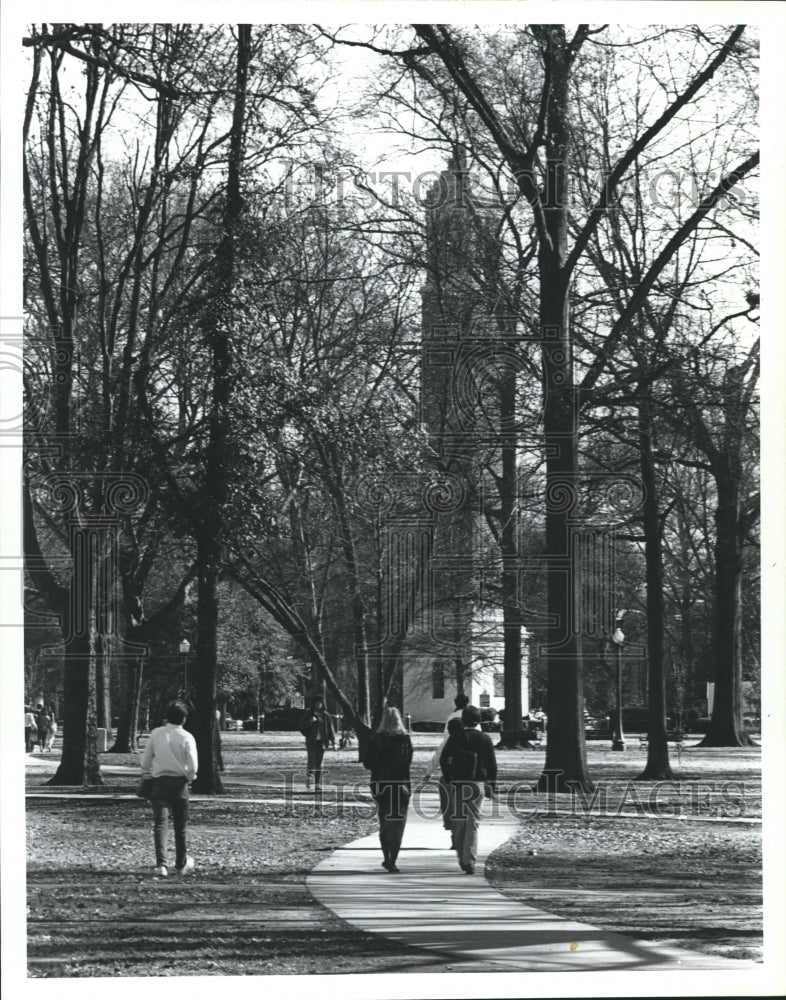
[49,638,102,785]
[677,515,698,712]
[637,395,674,779]
[329,460,371,726]
[498,363,528,748]
[701,472,751,746]
[109,658,143,753]
[191,528,224,793]
[189,25,251,791]
[537,28,592,791]
[95,633,111,731]
[48,516,107,786]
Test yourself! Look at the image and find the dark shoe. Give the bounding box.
[463,864,475,875]
[388,864,400,873]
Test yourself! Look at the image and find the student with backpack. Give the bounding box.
[422,692,470,840]
[440,705,498,875]
[361,707,413,873]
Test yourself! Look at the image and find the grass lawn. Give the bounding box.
[23,731,763,976]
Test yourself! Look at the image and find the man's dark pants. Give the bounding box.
[151,775,190,869]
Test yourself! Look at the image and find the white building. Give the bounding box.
[402,608,530,725]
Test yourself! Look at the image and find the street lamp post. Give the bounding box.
[179,638,190,695]
[611,620,626,751]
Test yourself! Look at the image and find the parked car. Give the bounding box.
[480,706,499,732]
[606,707,675,731]
[264,706,306,731]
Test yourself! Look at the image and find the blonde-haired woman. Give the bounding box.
[361,706,413,873]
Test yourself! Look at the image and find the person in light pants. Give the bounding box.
[423,693,469,839]
[441,705,498,875]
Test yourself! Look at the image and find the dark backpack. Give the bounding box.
[445,744,477,781]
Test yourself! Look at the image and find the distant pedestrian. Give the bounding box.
[298,697,335,790]
[25,705,37,752]
[214,708,224,772]
[362,706,413,873]
[140,701,198,878]
[440,705,498,875]
[35,705,52,753]
[423,692,469,838]
[44,706,57,751]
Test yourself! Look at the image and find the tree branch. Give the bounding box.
[580,149,759,395]
[412,24,549,243]
[23,28,183,99]
[23,472,68,616]
[566,25,747,277]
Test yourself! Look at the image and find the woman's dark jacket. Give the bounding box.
[362,731,413,790]
[298,709,335,747]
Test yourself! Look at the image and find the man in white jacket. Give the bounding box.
[423,693,469,839]
[141,701,198,877]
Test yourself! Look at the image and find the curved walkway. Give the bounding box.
[307,803,754,973]
[25,752,759,972]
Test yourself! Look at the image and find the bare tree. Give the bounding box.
[330,23,758,789]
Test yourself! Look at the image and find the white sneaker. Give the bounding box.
[176,855,195,876]
[154,865,168,877]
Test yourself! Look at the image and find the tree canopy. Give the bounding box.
[19,19,762,790]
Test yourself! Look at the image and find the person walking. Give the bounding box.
[25,705,37,753]
[440,704,497,875]
[44,706,58,751]
[423,692,469,839]
[140,701,198,877]
[35,705,52,753]
[439,717,470,848]
[362,707,413,873]
[298,696,335,790]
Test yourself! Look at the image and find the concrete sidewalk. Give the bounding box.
[307,804,755,973]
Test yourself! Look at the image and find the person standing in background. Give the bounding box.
[35,705,52,753]
[44,705,57,751]
[298,696,335,790]
[25,706,37,752]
